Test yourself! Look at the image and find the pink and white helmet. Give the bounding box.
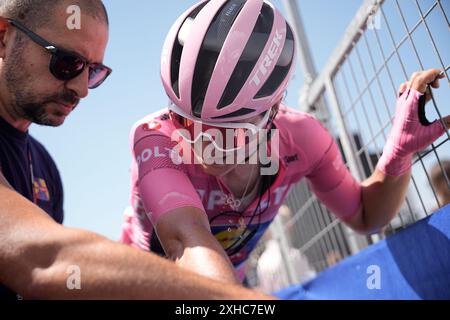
[161,0,296,123]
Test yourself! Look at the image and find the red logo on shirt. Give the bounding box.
[143,121,162,131]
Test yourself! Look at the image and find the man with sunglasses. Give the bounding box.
[0,0,272,300]
[121,0,449,286]
[0,7,112,223]
[0,0,110,299]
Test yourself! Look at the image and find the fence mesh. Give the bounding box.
[247,0,450,291]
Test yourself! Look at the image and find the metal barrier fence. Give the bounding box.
[247,0,450,291]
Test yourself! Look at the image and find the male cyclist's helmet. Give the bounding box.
[161,0,296,123]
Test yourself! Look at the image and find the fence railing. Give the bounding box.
[247,0,450,291]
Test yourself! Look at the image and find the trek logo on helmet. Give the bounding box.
[251,29,284,86]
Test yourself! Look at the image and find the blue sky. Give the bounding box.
[30,1,449,240]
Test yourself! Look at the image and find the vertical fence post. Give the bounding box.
[281,0,331,125]
[325,76,369,254]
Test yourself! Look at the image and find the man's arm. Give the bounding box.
[155,207,240,284]
[0,174,268,299]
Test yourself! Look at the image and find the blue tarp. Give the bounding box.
[275,205,450,300]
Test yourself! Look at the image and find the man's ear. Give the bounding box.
[0,17,11,59]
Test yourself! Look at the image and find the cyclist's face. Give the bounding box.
[195,113,267,175]
[201,160,260,177]
[200,161,238,176]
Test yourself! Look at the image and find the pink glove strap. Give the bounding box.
[377,88,446,176]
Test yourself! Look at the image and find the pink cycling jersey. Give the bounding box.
[120,104,362,274]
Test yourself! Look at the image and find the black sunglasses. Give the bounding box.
[7,18,112,89]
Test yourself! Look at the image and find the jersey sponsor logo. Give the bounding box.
[136,146,173,166]
[142,121,162,131]
[33,177,50,202]
[251,29,284,87]
[196,185,290,211]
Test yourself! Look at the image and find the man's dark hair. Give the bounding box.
[0,0,109,30]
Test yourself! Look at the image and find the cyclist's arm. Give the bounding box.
[305,121,407,235]
[307,70,448,234]
[155,205,240,284]
[138,166,239,284]
[349,70,449,234]
[345,169,410,234]
[0,172,267,299]
[132,125,239,284]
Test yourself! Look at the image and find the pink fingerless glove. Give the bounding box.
[377,88,446,176]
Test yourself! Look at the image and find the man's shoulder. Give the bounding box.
[28,135,55,160]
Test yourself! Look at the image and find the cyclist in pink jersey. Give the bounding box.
[121,0,449,284]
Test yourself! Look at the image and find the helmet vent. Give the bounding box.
[217,3,274,110]
[171,1,209,99]
[191,0,246,117]
[212,107,256,119]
